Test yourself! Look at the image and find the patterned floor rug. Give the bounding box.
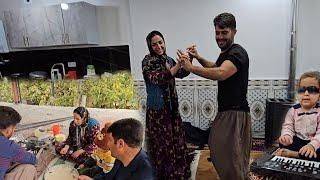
[195,150,265,180]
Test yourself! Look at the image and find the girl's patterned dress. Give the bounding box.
[55,118,100,165]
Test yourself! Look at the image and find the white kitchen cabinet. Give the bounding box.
[23,7,48,47]
[5,7,49,48]
[61,2,98,45]
[0,21,9,53]
[4,2,98,48]
[4,9,27,48]
[43,2,98,45]
[43,4,65,46]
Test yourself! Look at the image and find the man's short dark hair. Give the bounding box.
[0,106,21,129]
[214,12,236,29]
[107,118,143,148]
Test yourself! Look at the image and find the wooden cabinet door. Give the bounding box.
[4,9,27,48]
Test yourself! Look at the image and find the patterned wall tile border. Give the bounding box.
[135,79,291,138]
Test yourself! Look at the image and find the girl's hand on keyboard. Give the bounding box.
[299,144,317,159]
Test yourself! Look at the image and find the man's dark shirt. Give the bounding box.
[216,44,249,112]
[94,148,154,180]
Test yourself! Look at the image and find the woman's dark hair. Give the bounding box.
[214,12,236,30]
[73,106,89,122]
[146,30,165,56]
[107,118,144,148]
[0,106,21,129]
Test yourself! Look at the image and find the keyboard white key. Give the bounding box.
[271,156,320,168]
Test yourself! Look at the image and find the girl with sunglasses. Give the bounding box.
[55,107,100,165]
[276,71,320,161]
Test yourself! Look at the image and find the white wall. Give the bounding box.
[129,0,292,80]
[296,0,320,77]
[96,6,121,45]
[0,0,131,46]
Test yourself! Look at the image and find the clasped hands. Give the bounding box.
[279,135,317,158]
[168,45,199,72]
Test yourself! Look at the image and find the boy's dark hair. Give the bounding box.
[146,30,166,56]
[214,12,236,29]
[0,106,21,129]
[298,71,320,87]
[107,118,143,148]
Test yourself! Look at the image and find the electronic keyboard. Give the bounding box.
[251,154,320,179]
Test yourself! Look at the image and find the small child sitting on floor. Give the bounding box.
[78,122,115,178]
[277,71,320,161]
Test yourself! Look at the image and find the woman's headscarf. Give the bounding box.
[73,106,89,125]
[73,106,89,148]
[146,30,166,56]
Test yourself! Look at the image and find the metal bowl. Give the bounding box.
[29,71,48,79]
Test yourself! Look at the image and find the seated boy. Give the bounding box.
[78,122,115,178]
[0,106,37,180]
[277,71,320,161]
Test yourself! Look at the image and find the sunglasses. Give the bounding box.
[297,86,320,94]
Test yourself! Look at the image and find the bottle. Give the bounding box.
[86,65,96,76]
